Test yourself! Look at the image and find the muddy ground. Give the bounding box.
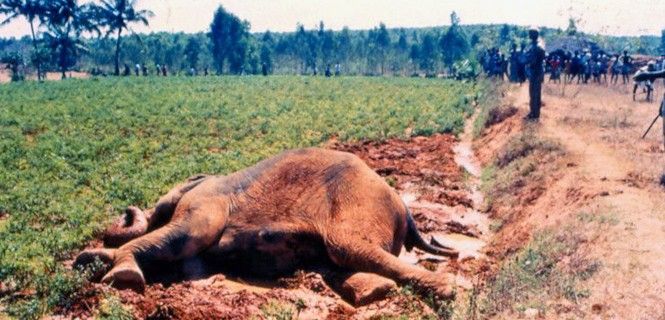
[58,133,491,319]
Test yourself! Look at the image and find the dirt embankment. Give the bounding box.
[471,81,665,319]
[58,133,490,319]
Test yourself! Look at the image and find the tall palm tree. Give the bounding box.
[41,0,96,79]
[95,0,153,76]
[0,0,46,80]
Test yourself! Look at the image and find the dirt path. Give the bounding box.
[515,82,665,319]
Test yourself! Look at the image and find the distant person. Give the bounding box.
[161,65,167,77]
[134,64,140,76]
[123,64,131,76]
[517,43,527,83]
[525,28,545,121]
[509,43,519,82]
[621,50,633,84]
[189,67,196,76]
[599,54,609,84]
[570,51,581,83]
[548,56,561,83]
[325,64,332,77]
[335,63,341,76]
[610,55,620,84]
[142,65,148,76]
[156,64,161,76]
[660,55,665,87]
[204,66,209,76]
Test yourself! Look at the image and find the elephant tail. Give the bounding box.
[404,209,459,259]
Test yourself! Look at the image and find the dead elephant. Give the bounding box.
[75,148,459,305]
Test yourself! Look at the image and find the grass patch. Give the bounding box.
[97,294,133,320]
[259,299,296,320]
[479,227,595,316]
[472,81,514,137]
[0,76,480,318]
[576,210,620,226]
[481,127,563,209]
[370,285,440,320]
[494,128,561,168]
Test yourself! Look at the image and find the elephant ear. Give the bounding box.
[102,206,148,247]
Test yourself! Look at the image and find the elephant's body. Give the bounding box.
[76,148,457,304]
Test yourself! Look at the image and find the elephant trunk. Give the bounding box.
[103,206,149,247]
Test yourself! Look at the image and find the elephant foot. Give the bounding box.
[73,248,115,282]
[339,272,397,306]
[415,272,455,301]
[101,258,146,293]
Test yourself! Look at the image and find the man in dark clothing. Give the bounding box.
[621,50,633,84]
[525,28,545,120]
[517,43,527,83]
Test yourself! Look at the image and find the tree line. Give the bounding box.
[0,0,153,80]
[1,1,663,81]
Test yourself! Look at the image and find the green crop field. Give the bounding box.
[0,76,479,318]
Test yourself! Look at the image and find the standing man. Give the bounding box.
[525,28,545,121]
[621,50,633,84]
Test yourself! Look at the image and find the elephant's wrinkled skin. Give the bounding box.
[75,148,458,304]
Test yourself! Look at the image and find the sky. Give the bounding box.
[1,0,664,38]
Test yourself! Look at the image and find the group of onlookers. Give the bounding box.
[483,46,665,88]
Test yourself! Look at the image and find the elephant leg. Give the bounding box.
[325,233,455,301]
[144,174,210,231]
[102,197,229,292]
[323,270,397,306]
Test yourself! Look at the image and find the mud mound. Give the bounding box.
[330,134,468,205]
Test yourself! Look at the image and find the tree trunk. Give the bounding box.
[114,29,122,76]
[29,20,41,81]
[59,46,67,79]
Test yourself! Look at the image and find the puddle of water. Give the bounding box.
[430,233,486,260]
[453,142,482,178]
[399,111,490,265]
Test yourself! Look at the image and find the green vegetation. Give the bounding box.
[97,294,133,320]
[481,128,563,210]
[440,225,598,319]
[0,75,477,318]
[479,227,596,316]
[259,299,295,320]
[471,80,505,138]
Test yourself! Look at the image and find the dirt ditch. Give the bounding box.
[60,131,492,319]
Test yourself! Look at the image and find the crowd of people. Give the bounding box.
[482,46,665,86]
[89,63,212,77]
